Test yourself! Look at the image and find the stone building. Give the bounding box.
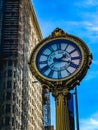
[0,0,43,129]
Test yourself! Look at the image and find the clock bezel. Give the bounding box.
[29,29,92,90]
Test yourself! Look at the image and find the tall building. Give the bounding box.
[0,0,43,130]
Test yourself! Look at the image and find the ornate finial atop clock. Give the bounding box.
[51,28,67,37]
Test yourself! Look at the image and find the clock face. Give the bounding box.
[36,39,82,80]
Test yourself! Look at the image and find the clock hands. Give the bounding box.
[49,54,70,68]
[53,53,70,63]
[53,57,70,63]
[49,53,79,69]
[49,61,58,68]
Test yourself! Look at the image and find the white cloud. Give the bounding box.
[75,0,98,7]
[40,19,98,39]
[84,0,98,6]
[85,22,98,32]
[93,27,98,31]
[80,113,98,130]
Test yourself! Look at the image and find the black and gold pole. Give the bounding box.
[29,28,92,130]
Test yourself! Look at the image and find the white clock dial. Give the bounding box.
[36,39,82,79]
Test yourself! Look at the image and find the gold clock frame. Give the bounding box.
[29,28,92,91]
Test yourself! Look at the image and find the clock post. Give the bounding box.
[52,89,70,130]
[29,28,92,130]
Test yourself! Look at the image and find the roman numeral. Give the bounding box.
[64,44,69,51]
[69,49,76,54]
[58,71,62,79]
[48,70,54,78]
[49,46,54,52]
[70,62,79,68]
[57,43,61,50]
[71,56,81,60]
[66,69,71,75]
[39,60,47,64]
[42,53,49,57]
[40,65,49,73]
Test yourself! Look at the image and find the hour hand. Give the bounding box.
[62,53,69,59]
[53,57,59,62]
[49,62,56,67]
[49,58,60,67]
[53,57,70,63]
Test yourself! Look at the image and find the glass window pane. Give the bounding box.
[12,117,14,126]
[8,60,12,66]
[8,70,12,77]
[5,104,11,113]
[6,92,11,100]
[7,80,12,88]
[5,116,10,126]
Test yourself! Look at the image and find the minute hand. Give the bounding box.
[60,59,79,69]
[54,58,70,63]
[59,59,70,62]
[60,59,79,68]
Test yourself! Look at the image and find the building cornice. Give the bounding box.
[28,0,43,40]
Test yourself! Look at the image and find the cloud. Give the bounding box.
[39,19,98,40]
[80,113,98,130]
[86,0,98,6]
[75,0,98,7]
[85,22,98,33]
[36,0,98,45]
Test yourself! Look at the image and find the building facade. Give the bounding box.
[0,0,43,130]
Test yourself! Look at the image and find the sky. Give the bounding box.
[32,0,98,130]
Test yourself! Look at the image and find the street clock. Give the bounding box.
[29,28,92,91]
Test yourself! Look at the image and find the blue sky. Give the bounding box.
[32,0,98,129]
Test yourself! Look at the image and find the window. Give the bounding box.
[1,117,4,126]
[8,60,12,66]
[5,116,10,126]
[3,82,6,89]
[12,105,15,113]
[13,93,15,101]
[5,104,11,113]
[2,105,4,114]
[12,117,14,126]
[6,92,11,100]
[2,92,5,101]
[8,69,12,77]
[4,71,6,77]
[13,71,16,77]
[7,80,12,88]
[13,82,16,89]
